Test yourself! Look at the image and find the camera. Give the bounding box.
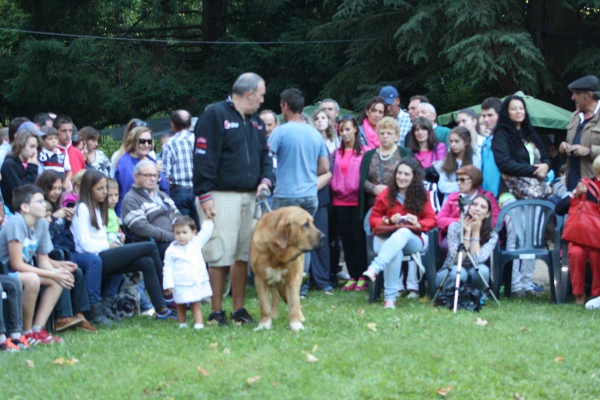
[458,193,472,208]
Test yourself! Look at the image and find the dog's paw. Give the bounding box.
[254,319,273,331]
[290,322,305,332]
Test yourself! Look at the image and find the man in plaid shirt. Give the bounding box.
[162,110,199,226]
[379,86,412,147]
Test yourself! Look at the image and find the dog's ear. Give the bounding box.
[274,216,289,249]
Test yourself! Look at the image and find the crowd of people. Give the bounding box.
[0,71,599,352]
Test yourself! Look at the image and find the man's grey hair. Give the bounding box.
[419,102,437,114]
[134,159,157,175]
[232,72,264,95]
[260,109,279,122]
[0,127,8,142]
[321,98,340,112]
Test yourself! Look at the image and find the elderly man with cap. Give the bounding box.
[559,75,600,191]
[379,86,412,146]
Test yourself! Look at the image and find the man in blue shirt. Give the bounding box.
[268,88,330,296]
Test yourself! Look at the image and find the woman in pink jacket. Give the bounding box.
[437,165,499,256]
[331,116,368,291]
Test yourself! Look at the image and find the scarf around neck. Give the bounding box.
[362,119,380,149]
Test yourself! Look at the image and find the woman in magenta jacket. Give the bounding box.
[331,116,368,291]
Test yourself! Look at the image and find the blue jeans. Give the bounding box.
[0,275,23,335]
[272,196,318,294]
[54,268,91,318]
[71,252,103,304]
[369,228,424,301]
[435,265,490,292]
[170,186,199,228]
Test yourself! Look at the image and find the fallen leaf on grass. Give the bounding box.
[197,366,209,377]
[330,305,338,310]
[232,321,242,327]
[518,327,530,332]
[433,308,439,312]
[394,325,399,330]
[357,308,365,315]
[223,348,231,355]
[436,385,452,397]
[419,297,429,303]
[475,317,488,326]
[246,376,261,386]
[393,316,400,321]
[26,359,35,368]
[209,342,218,350]
[554,357,565,362]
[312,344,319,353]
[513,393,526,400]
[367,322,377,332]
[272,382,279,388]
[53,357,79,366]
[305,353,319,363]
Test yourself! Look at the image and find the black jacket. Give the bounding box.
[1,154,39,212]
[491,126,552,178]
[193,98,273,200]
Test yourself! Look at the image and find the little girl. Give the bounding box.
[62,169,86,208]
[163,215,214,330]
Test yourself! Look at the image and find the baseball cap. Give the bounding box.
[379,86,399,105]
[17,121,44,137]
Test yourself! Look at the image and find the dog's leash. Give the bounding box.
[254,189,272,219]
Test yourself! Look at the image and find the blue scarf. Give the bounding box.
[396,193,405,206]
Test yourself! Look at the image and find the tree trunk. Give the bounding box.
[202,0,227,42]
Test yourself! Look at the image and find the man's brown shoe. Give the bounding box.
[575,294,586,305]
[55,317,84,332]
[77,319,98,333]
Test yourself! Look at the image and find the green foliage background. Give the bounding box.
[0,0,598,129]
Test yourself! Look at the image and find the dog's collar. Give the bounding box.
[281,248,311,264]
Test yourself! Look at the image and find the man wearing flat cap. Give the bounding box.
[559,75,600,190]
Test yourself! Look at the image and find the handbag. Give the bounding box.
[562,178,600,249]
[501,141,550,199]
[373,222,422,236]
[501,175,551,199]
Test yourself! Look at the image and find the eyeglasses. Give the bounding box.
[457,177,472,183]
[138,139,153,145]
[138,173,159,179]
[132,119,148,128]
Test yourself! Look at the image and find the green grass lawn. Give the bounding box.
[4,289,600,400]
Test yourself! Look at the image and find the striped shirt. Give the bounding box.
[162,129,194,187]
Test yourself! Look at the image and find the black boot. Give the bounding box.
[89,302,113,326]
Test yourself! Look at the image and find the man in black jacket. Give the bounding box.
[193,72,273,326]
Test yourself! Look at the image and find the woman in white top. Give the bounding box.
[70,170,176,320]
[312,108,339,153]
[438,127,477,203]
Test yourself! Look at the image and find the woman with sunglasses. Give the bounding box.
[437,165,499,257]
[113,126,168,215]
[110,118,153,176]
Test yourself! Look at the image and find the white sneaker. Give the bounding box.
[362,268,377,282]
[406,291,419,299]
[382,300,396,309]
[585,296,600,310]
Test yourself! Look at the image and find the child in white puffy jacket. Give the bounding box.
[163,216,214,330]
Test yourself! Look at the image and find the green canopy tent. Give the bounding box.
[438,91,573,135]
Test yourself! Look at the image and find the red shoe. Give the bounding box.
[29,329,63,345]
[354,277,368,291]
[24,332,41,347]
[341,279,357,291]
